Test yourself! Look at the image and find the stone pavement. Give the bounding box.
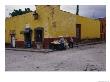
[5,43,106,71]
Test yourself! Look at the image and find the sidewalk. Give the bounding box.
[5,41,105,53]
[5,48,54,53]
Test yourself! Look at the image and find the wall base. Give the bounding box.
[5,38,102,49]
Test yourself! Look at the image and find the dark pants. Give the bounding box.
[59,43,66,50]
[69,42,73,48]
[24,41,32,48]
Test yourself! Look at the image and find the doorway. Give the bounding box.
[10,30,16,48]
[34,27,44,48]
[76,24,81,41]
[10,34,16,48]
[24,28,32,48]
[100,24,106,40]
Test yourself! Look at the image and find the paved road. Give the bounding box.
[5,43,106,71]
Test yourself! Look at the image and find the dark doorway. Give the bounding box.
[100,24,106,40]
[34,27,44,43]
[76,24,81,41]
[24,28,32,48]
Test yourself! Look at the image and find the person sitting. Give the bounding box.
[64,39,69,49]
[58,36,66,50]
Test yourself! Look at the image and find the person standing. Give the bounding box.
[69,37,74,48]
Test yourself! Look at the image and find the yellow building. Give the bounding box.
[5,5,100,48]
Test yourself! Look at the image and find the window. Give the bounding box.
[33,11,38,20]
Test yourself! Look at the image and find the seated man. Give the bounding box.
[58,36,66,50]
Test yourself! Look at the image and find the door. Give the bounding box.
[76,24,81,41]
[11,35,16,48]
[100,23,106,40]
[34,27,44,43]
[100,24,104,40]
[34,27,44,49]
[24,28,32,48]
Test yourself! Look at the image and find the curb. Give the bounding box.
[5,48,54,53]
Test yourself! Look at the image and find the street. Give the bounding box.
[5,43,106,71]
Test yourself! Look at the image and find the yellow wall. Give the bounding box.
[5,6,50,43]
[42,5,100,39]
[76,15,100,39]
[5,5,100,43]
[47,6,76,38]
